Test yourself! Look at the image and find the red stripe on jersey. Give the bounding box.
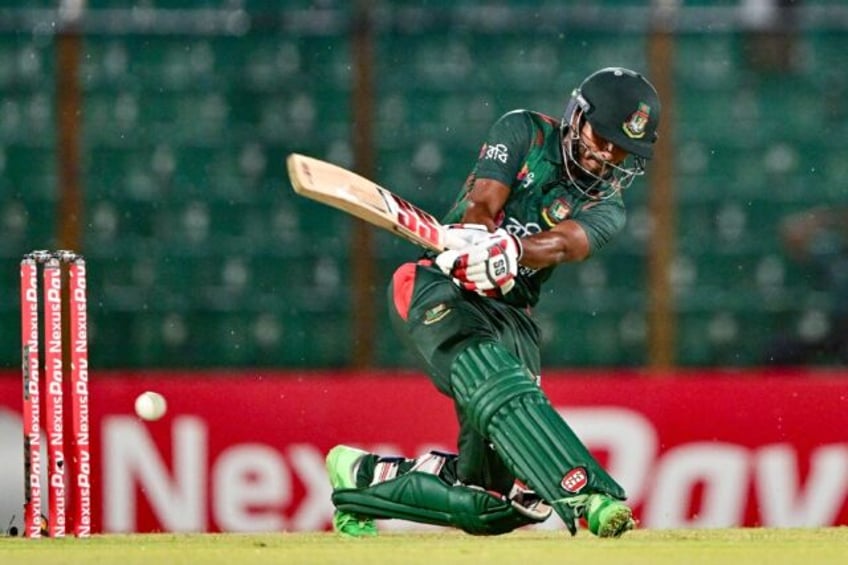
[391,262,418,321]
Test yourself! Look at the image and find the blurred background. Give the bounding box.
[1,0,846,371]
[2,0,848,535]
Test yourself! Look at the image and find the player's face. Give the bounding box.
[576,121,629,176]
[561,106,645,200]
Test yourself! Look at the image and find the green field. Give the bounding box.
[2,528,847,565]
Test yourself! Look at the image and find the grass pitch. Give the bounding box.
[2,528,847,565]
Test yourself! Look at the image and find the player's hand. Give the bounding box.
[436,228,522,297]
[443,223,492,250]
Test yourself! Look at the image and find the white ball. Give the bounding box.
[134,391,167,421]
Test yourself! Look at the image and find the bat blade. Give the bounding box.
[286,153,447,252]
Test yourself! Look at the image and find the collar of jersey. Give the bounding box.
[542,124,564,165]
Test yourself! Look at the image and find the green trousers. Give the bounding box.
[388,261,541,494]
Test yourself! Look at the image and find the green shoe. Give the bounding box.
[326,445,377,537]
[331,510,378,538]
[585,494,636,538]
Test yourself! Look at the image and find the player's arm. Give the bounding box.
[521,223,591,267]
[460,178,591,269]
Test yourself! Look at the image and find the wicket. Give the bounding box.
[20,250,91,538]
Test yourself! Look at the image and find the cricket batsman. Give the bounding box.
[326,67,661,538]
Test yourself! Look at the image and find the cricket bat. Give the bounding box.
[286,153,448,251]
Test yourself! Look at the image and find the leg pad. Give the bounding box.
[451,342,627,532]
[332,471,545,535]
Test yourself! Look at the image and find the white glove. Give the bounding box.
[442,223,493,250]
[435,228,522,297]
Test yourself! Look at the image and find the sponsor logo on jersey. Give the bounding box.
[503,217,542,277]
[503,216,543,238]
[517,163,530,182]
[423,303,451,325]
[622,102,651,139]
[542,198,571,226]
[517,163,535,188]
[561,466,588,493]
[483,143,509,163]
[518,265,538,278]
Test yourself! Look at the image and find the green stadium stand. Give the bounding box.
[1,8,845,371]
[0,195,57,257]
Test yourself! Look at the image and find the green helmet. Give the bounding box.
[573,67,660,159]
[560,67,661,199]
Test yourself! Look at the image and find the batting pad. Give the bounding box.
[332,472,543,535]
[451,341,627,533]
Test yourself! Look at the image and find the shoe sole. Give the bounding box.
[332,510,377,537]
[597,506,636,538]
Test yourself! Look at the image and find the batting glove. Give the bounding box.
[436,228,522,297]
[442,223,493,250]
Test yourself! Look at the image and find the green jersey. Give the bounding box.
[442,110,627,308]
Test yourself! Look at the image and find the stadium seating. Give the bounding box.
[0,5,844,369]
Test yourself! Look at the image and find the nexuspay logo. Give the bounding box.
[0,408,49,534]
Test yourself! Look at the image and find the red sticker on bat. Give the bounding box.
[390,194,443,249]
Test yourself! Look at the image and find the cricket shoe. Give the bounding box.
[326,445,378,537]
[584,494,636,537]
[561,492,635,537]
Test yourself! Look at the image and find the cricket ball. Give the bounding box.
[134,391,167,421]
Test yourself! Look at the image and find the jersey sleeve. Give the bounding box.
[572,199,627,255]
[472,110,534,186]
